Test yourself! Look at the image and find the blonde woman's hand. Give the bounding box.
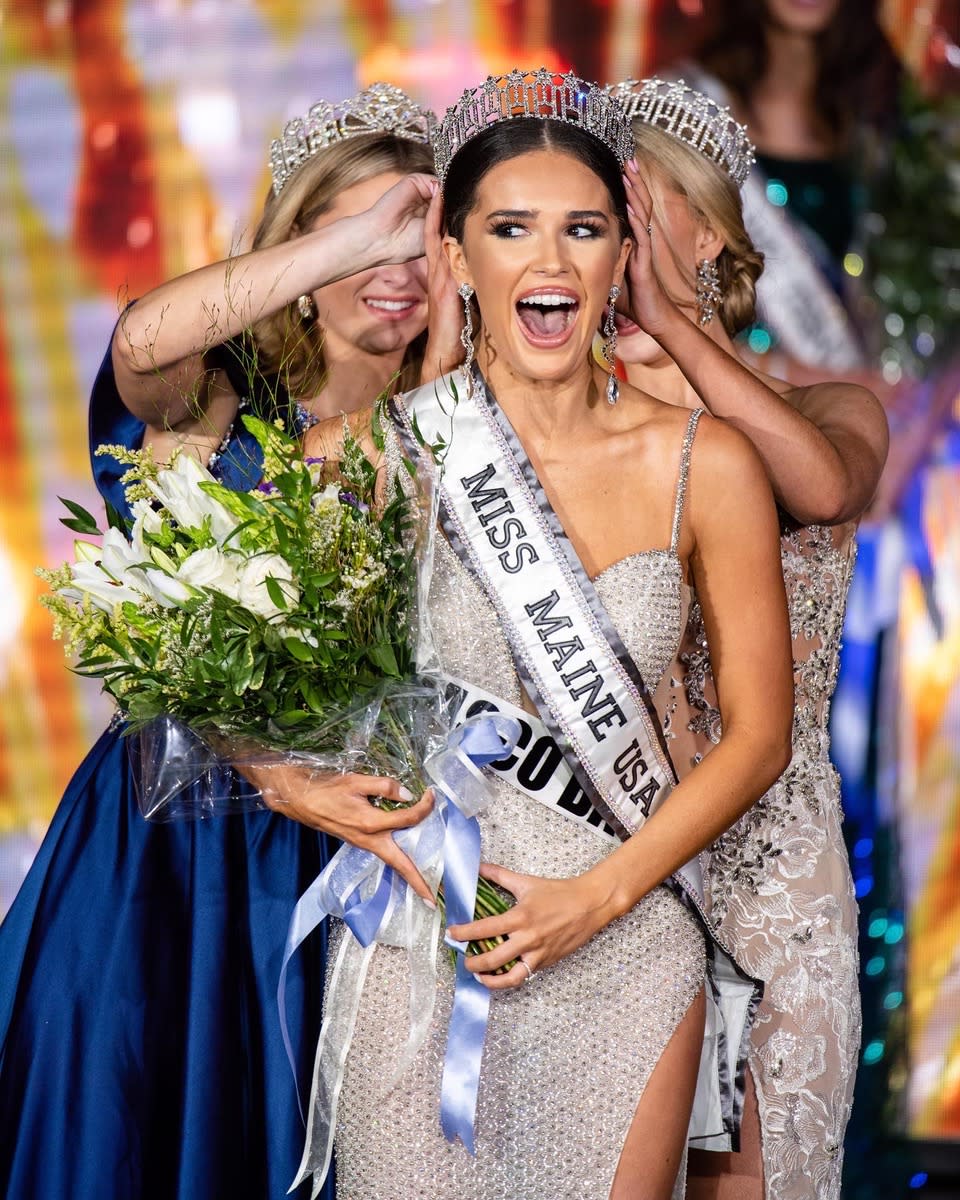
[420,187,465,383]
[361,172,439,267]
[621,159,682,340]
[240,760,437,903]
[446,861,619,990]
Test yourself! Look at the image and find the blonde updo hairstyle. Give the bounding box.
[249,132,434,398]
[631,121,763,337]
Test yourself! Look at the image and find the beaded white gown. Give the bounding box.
[329,428,706,1199]
[670,521,861,1200]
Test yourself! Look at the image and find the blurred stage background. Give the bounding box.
[1,2,958,1195]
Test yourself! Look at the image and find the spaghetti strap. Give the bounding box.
[670,408,703,554]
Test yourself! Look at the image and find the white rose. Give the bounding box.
[237,553,299,620]
[176,547,243,599]
[147,454,238,542]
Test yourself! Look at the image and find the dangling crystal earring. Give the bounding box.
[297,293,317,322]
[458,282,475,398]
[601,285,620,405]
[695,259,722,328]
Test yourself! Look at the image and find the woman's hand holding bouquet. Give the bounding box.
[246,761,437,902]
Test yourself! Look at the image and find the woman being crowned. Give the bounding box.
[303,69,794,1199]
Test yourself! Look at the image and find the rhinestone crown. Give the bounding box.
[608,77,756,188]
[270,82,436,196]
[433,68,634,186]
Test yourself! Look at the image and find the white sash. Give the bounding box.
[393,370,761,1150]
[442,672,708,903]
[396,370,676,842]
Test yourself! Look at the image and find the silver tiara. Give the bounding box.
[608,77,756,188]
[433,68,634,186]
[269,82,436,196]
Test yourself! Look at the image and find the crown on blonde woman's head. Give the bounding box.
[433,67,634,186]
[608,77,756,188]
[269,82,436,196]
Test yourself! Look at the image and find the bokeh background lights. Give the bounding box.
[1,0,959,1182]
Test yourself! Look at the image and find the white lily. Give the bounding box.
[147,453,239,543]
[141,567,197,609]
[73,539,102,564]
[65,560,142,612]
[130,498,164,557]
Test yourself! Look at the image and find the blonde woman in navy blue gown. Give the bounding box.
[0,84,454,1200]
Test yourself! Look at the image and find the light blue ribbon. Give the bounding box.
[277,849,402,1119]
[428,718,522,1153]
[279,712,521,1192]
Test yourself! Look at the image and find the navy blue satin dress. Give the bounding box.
[0,341,334,1200]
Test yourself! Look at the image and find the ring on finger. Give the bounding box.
[519,957,535,984]
[646,222,653,236]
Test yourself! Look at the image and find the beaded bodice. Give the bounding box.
[410,404,702,707]
[429,538,692,705]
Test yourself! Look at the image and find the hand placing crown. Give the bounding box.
[270,82,437,196]
[608,77,756,188]
[433,67,634,185]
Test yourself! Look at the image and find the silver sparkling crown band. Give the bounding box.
[270,82,436,197]
[433,68,634,186]
[608,77,756,187]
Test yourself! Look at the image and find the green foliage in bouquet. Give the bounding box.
[39,413,423,749]
[855,77,960,380]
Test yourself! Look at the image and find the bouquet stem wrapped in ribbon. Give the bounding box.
[39,404,517,1178]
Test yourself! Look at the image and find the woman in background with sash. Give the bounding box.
[610,78,888,1200]
[681,0,902,377]
[302,70,794,1200]
[0,85,450,1200]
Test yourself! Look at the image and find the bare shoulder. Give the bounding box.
[613,381,701,458]
[683,411,779,542]
[686,408,770,485]
[608,385,763,495]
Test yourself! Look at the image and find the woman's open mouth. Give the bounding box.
[515,289,579,347]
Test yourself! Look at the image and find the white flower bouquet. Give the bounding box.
[39,411,437,818]
[41,391,529,1183]
[39,409,516,961]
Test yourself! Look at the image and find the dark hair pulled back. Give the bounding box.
[443,119,630,241]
